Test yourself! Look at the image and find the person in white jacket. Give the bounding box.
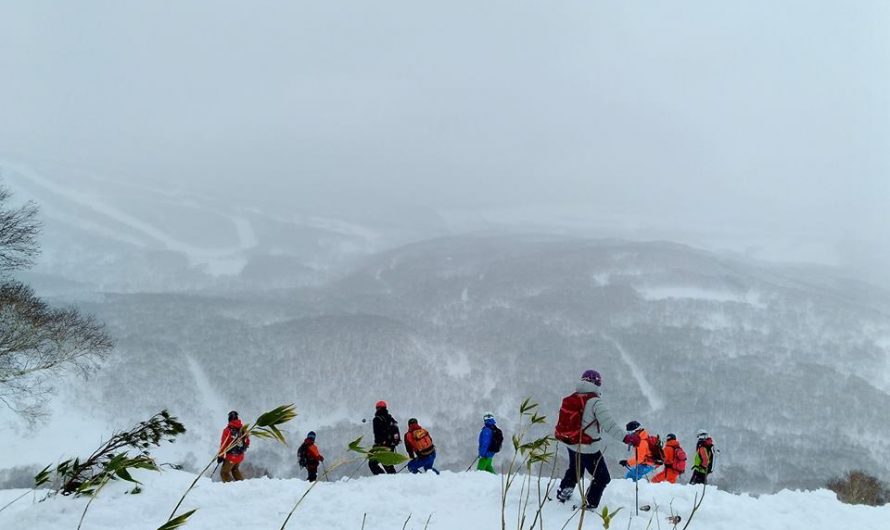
[554,369,640,507]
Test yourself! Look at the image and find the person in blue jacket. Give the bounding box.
[477,413,503,473]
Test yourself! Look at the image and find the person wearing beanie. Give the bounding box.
[619,421,658,481]
[477,413,503,473]
[554,369,641,508]
[369,400,401,475]
[297,431,325,482]
[651,433,686,484]
[217,410,250,482]
[405,418,439,474]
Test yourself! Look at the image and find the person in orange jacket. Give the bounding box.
[619,421,657,482]
[297,431,325,482]
[651,433,686,484]
[217,410,250,482]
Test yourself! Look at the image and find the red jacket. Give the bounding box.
[302,438,324,465]
[219,419,250,464]
[404,423,435,458]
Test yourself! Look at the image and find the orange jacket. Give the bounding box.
[627,430,656,467]
[302,439,324,465]
[663,439,680,467]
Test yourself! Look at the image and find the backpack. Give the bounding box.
[554,392,600,446]
[226,426,248,455]
[388,416,401,446]
[672,445,687,473]
[647,435,664,466]
[297,443,308,468]
[409,428,435,456]
[487,425,504,454]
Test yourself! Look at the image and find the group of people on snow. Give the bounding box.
[552,369,716,509]
[214,369,716,506]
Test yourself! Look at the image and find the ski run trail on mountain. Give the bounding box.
[603,335,665,412]
[1,468,884,530]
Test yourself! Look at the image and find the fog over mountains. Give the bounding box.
[2,161,889,495]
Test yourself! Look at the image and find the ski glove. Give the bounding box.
[623,433,641,446]
[217,456,224,464]
[619,459,628,467]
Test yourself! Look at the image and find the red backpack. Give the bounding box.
[554,392,600,445]
[672,445,688,473]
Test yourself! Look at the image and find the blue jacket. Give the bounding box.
[478,418,498,458]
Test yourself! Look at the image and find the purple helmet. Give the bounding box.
[581,369,602,386]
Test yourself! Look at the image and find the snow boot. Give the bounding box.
[556,486,573,503]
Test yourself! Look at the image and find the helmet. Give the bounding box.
[697,430,708,439]
[227,410,239,422]
[581,369,602,387]
[408,418,418,425]
[375,400,387,409]
[666,433,677,441]
[483,412,495,421]
[625,420,641,432]
[307,431,316,439]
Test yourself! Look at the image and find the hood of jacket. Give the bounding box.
[484,418,497,428]
[303,438,315,446]
[227,419,244,430]
[407,422,424,433]
[575,379,602,395]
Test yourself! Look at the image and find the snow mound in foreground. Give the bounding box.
[1,469,885,529]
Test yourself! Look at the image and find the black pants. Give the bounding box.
[306,464,318,482]
[368,446,397,475]
[558,449,611,508]
[689,470,708,485]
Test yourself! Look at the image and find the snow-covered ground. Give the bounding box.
[0,468,883,530]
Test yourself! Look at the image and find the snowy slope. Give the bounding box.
[0,469,883,530]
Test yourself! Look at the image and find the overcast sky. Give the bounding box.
[0,1,888,280]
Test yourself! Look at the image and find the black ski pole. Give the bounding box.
[465,456,479,472]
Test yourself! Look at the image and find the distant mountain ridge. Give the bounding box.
[4,234,877,494]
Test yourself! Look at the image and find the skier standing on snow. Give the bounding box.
[651,433,686,484]
[369,400,401,475]
[619,421,657,481]
[297,431,325,482]
[689,430,715,485]
[404,418,439,474]
[477,413,503,473]
[217,410,250,482]
[554,369,640,509]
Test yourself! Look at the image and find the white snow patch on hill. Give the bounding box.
[1,468,885,530]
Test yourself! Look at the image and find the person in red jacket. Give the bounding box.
[404,418,439,474]
[298,431,325,482]
[651,433,686,484]
[217,410,250,482]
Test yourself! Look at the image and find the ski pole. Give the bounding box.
[634,444,640,515]
[321,461,328,481]
[465,456,479,472]
[210,460,222,479]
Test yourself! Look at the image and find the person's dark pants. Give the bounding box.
[368,445,397,475]
[558,449,611,508]
[307,464,319,482]
[689,469,708,485]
